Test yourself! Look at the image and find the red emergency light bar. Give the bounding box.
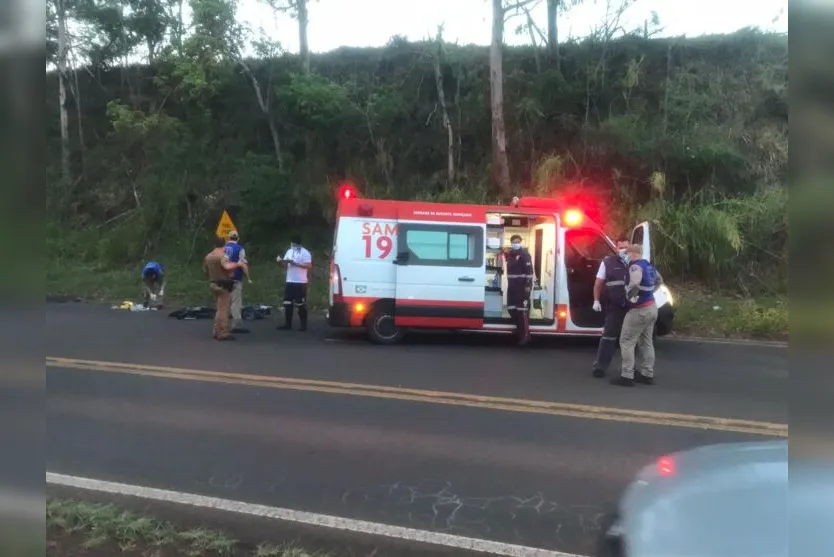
[511,197,585,226]
[563,209,584,227]
[338,182,359,200]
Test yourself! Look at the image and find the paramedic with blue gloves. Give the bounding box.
[141,261,165,308]
[505,234,534,346]
[611,243,659,387]
[591,236,631,378]
[224,230,251,334]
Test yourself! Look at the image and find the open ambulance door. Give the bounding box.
[631,221,652,262]
[393,222,485,330]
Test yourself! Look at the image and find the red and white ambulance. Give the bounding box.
[326,184,675,345]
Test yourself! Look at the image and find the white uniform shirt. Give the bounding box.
[283,246,312,284]
[596,261,608,280]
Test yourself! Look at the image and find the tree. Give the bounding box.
[490,0,511,196]
[432,27,456,185]
[490,0,538,197]
[183,0,285,165]
[55,0,71,185]
[263,0,314,73]
[546,0,583,70]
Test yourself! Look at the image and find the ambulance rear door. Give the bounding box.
[631,222,652,262]
[393,222,486,329]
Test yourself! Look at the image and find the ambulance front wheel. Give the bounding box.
[366,307,405,345]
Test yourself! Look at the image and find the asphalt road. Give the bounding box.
[46,302,788,556]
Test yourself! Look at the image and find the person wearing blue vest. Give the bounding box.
[612,243,659,387]
[223,231,251,334]
[141,261,166,308]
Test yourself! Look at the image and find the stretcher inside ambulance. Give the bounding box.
[326,187,675,345]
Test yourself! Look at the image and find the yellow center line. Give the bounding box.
[46,356,788,437]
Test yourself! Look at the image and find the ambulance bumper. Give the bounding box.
[655,303,675,336]
[327,302,351,327]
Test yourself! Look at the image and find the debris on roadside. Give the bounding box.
[111,301,156,311]
[168,304,274,320]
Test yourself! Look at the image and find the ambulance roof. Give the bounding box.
[336,196,576,224]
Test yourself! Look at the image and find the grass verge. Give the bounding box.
[47,498,335,557]
[671,284,787,341]
[47,254,332,312]
[47,257,787,341]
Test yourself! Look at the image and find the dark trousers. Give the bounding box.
[593,306,628,373]
[282,282,308,329]
[507,281,531,344]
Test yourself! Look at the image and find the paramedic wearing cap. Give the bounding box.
[505,234,534,345]
[611,243,659,387]
[277,235,312,331]
[591,236,631,378]
[224,231,251,334]
[141,261,166,309]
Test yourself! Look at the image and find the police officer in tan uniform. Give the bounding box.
[203,236,246,341]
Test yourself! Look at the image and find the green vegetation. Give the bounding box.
[46,0,788,339]
[671,285,787,340]
[47,498,335,557]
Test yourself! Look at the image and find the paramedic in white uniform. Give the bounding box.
[277,234,313,331]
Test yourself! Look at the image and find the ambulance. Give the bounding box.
[326,184,676,345]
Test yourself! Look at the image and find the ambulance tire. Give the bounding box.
[366,306,405,345]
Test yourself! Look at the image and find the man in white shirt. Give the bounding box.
[591,236,631,378]
[277,234,313,331]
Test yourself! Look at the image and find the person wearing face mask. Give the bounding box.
[276,234,313,331]
[591,236,631,378]
[504,234,535,346]
[611,243,659,386]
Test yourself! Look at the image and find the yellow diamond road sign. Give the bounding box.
[215,210,237,240]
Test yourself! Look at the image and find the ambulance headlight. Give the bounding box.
[655,284,674,307]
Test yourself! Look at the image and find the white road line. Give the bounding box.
[47,472,586,557]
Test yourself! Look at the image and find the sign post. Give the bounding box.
[215,210,237,241]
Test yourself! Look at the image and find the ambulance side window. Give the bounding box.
[407,230,448,260]
[401,225,483,268]
[448,233,472,260]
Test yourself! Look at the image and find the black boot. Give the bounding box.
[610,375,635,387]
[298,305,308,331]
[635,373,655,385]
[278,305,293,330]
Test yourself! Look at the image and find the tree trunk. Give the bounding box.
[57,0,71,185]
[525,10,541,74]
[72,68,85,173]
[297,0,310,73]
[240,62,283,169]
[433,32,455,185]
[176,0,184,51]
[547,0,560,69]
[489,0,511,197]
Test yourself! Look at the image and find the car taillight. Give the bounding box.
[657,456,675,477]
[330,262,342,297]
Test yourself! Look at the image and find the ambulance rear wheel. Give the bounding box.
[366,307,405,345]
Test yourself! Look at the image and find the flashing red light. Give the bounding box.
[657,456,676,477]
[563,209,584,227]
[338,183,359,200]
